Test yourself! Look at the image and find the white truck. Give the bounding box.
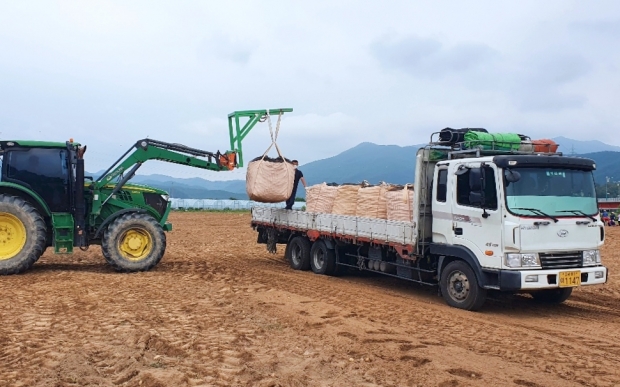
[250,139,608,311]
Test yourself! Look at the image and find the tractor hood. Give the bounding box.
[98,182,169,196]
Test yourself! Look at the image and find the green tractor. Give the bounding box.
[0,109,292,274]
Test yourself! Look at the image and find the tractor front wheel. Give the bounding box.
[101,213,166,272]
[0,194,47,275]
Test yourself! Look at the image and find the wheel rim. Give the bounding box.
[0,213,27,260]
[447,270,470,302]
[313,249,325,270]
[118,228,153,261]
[291,243,302,266]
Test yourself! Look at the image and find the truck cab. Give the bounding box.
[425,150,606,307]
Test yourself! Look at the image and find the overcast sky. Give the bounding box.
[1,1,619,180]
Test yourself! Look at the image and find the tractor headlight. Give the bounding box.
[505,253,541,268]
[582,250,601,266]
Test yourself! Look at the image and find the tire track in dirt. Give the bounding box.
[204,215,620,387]
[2,212,619,387]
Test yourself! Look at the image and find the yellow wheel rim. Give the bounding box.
[0,213,27,260]
[118,228,153,261]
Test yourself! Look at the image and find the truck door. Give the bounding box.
[451,162,503,269]
[431,166,453,244]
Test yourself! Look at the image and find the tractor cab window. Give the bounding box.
[4,148,70,212]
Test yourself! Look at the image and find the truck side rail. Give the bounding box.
[251,207,417,251]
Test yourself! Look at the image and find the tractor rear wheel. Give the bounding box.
[101,213,166,272]
[0,194,47,274]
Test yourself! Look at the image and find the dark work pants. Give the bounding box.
[285,187,297,209]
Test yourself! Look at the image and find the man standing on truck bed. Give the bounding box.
[285,160,307,210]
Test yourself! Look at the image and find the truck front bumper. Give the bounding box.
[496,266,608,292]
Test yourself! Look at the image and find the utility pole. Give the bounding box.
[606,176,611,199]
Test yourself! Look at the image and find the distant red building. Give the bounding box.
[598,198,620,210]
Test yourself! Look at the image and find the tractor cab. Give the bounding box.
[0,141,76,213]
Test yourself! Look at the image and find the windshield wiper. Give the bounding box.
[512,207,559,223]
[557,210,596,222]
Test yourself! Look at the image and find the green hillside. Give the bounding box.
[87,140,620,200]
[300,142,420,186]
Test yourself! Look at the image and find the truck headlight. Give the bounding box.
[582,250,601,266]
[505,253,541,268]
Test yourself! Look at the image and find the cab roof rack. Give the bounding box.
[427,131,563,160]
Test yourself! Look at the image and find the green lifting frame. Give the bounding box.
[228,108,293,167]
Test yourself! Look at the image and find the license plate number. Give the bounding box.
[559,271,581,287]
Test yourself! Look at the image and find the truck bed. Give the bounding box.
[251,207,417,247]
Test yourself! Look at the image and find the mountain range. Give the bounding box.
[90,136,620,199]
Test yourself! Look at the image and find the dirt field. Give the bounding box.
[1,212,620,387]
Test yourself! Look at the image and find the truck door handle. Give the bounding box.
[454,228,463,235]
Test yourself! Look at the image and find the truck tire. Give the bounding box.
[440,260,487,311]
[101,213,166,272]
[531,288,572,304]
[286,236,310,271]
[0,195,47,275]
[310,240,337,275]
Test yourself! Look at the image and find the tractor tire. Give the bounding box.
[440,260,487,311]
[531,288,573,304]
[101,213,166,272]
[286,236,311,271]
[0,194,47,275]
[310,240,337,276]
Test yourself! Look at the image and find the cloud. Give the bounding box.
[197,34,254,65]
[510,53,591,111]
[370,35,499,78]
[569,19,620,38]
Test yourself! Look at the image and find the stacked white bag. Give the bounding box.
[385,185,414,222]
[356,183,389,219]
[305,183,338,213]
[331,184,361,216]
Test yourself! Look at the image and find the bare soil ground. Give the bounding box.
[1,212,620,387]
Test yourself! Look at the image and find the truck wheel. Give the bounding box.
[101,213,166,272]
[531,288,572,304]
[0,195,47,275]
[310,240,337,275]
[440,260,487,311]
[286,236,310,271]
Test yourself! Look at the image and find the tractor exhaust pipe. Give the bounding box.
[74,146,87,248]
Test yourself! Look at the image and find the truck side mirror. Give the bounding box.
[505,169,521,183]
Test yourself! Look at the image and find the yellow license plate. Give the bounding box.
[559,271,581,287]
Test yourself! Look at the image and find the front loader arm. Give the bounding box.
[90,139,236,216]
[89,108,293,217]
[95,139,233,188]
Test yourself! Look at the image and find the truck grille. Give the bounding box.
[539,252,582,269]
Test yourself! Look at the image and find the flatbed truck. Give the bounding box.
[251,135,608,310]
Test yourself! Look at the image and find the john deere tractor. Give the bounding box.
[0,108,292,274]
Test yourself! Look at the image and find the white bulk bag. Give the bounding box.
[246,156,295,203]
[245,111,296,203]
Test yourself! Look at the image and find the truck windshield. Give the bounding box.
[504,167,597,217]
